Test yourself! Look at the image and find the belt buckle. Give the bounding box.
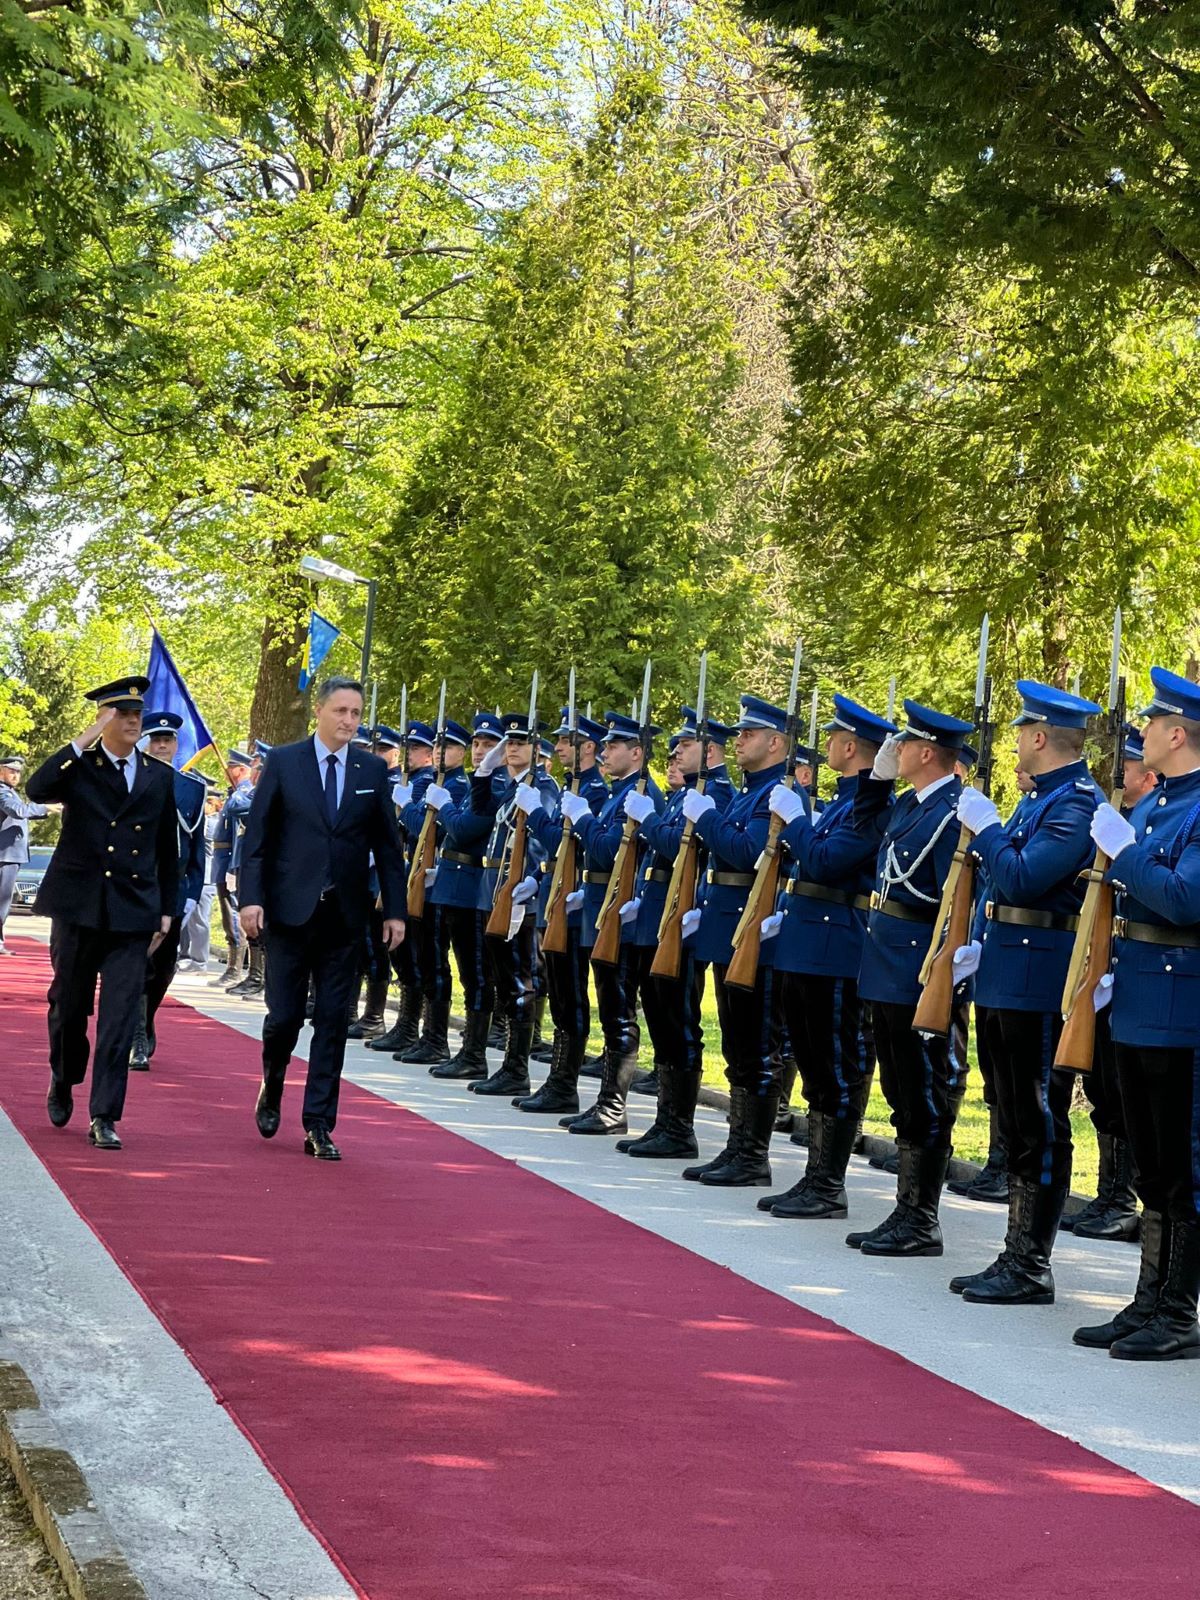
[1113,916,1127,939]
[869,890,881,911]
[984,900,995,920]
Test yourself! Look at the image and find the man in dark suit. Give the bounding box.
[238,676,406,1160]
[26,676,179,1150]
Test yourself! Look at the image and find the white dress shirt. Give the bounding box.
[312,735,348,811]
[914,772,956,805]
[71,740,137,793]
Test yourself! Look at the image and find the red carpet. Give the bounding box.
[2,935,1199,1600]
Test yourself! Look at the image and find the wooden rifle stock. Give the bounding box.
[650,819,699,980]
[591,799,642,966]
[486,806,531,939]
[1055,784,1125,1072]
[541,823,576,956]
[911,825,976,1036]
[406,805,437,919]
[724,812,786,991]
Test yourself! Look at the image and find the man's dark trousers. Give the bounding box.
[263,895,360,1131]
[48,919,148,1122]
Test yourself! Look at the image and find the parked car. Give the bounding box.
[9,845,54,913]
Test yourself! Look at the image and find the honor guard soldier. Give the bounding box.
[389,720,437,1046]
[513,708,609,1114]
[681,694,791,1187]
[211,748,253,986]
[226,747,266,998]
[27,677,179,1150]
[129,712,207,1069]
[346,725,407,1043]
[756,694,897,1219]
[617,708,736,1157]
[1063,723,1157,1241]
[950,681,1101,1304]
[1073,667,1200,1361]
[556,710,664,1135]
[0,756,48,952]
[403,718,474,1061]
[846,701,972,1255]
[425,712,505,1080]
[467,714,555,1099]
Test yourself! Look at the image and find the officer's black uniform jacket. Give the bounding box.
[27,743,179,933]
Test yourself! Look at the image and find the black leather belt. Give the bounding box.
[583,870,610,885]
[442,850,483,868]
[482,855,504,870]
[868,893,936,925]
[708,871,755,888]
[1113,918,1200,948]
[646,868,671,885]
[986,902,1078,933]
[788,880,871,913]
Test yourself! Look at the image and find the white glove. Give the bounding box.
[560,790,590,825]
[871,734,903,781]
[1093,972,1114,1011]
[513,784,541,816]
[565,889,584,911]
[391,782,413,807]
[760,911,783,941]
[681,908,702,939]
[952,940,982,983]
[682,789,716,824]
[1091,802,1135,860]
[618,897,641,924]
[507,900,527,941]
[225,872,236,891]
[423,866,438,887]
[623,790,654,824]
[511,874,539,905]
[769,784,807,825]
[425,783,452,811]
[475,735,508,776]
[183,898,197,920]
[957,788,1001,836]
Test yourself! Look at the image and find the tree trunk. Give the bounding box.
[248,535,312,745]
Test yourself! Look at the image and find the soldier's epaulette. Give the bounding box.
[179,768,207,787]
[1075,780,1095,791]
[59,757,73,770]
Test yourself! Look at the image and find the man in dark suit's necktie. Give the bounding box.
[324,752,339,826]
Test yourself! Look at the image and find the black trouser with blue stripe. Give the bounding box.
[780,971,874,1123]
[984,1006,1073,1184]
[1082,1006,1127,1139]
[874,998,967,1153]
[591,943,640,1058]
[440,905,492,1014]
[1116,1043,1199,1224]
[713,962,782,1093]
[486,916,536,1025]
[545,935,590,1045]
[637,945,704,1073]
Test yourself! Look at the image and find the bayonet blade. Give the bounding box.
[436,679,447,735]
[640,658,652,730]
[1108,608,1122,713]
[527,669,538,732]
[399,683,407,736]
[787,637,803,718]
[1071,672,1081,698]
[974,615,990,711]
[807,688,819,749]
[567,665,576,732]
[695,651,708,735]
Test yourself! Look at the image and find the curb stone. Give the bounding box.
[0,1350,146,1600]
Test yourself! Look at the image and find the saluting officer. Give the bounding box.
[1074,667,1200,1361]
[950,681,1101,1305]
[681,694,790,1187]
[513,708,609,1115]
[756,694,897,1220]
[617,708,736,1158]
[846,701,972,1256]
[27,677,179,1150]
[556,710,664,1135]
[226,745,267,998]
[0,755,48,952]
[129,711,206,1070]
[210,749,253,987]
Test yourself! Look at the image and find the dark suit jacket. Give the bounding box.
[238,737,405,928]
[27,743,179,932]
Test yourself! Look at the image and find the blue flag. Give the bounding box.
[145,629,218,772]
[299,610,340,691]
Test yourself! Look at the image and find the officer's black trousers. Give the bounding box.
[1082,1006,1127,1139]
[1116,1042,1200,1223]
[636,944,704,1072]
[485,915,536,1025]
[545,934,591,1043]
[974,1003,997,1110]
[48,919,148,1122]
[418,904,457,1009]
[591,944,641,1057]
[390,916,424,998]
[216,880,240,950]
[143,915,183,1032]
[713,961,782,1092]
[262,898,359,1132]
[442,905,493,1013]
[781,971,874,1123]
[360,907,390,985]
[873,998,967,1152]
[984,1005,1074,1184]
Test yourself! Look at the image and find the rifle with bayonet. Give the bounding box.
[541,668,580,957]
[805,687,821,807]
[407,679,447,920]
[486,671,539,939]
[651,653,709,981]
[724,637,804,992]
[913,617,993,1036]
[592,659,653,967]
[1055,610,1125,1073]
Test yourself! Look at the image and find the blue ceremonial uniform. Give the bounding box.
[570,774,665,950]
[691,762,783,968]
[526,763,608,932]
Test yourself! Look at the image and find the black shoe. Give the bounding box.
[255,1078,283,1139]
[565,1045,640,1135]
[1075,1211,1165,1348]
[961,1176,1066,1304]
[684,1086,744,1180]
[631,1065,661,1097]
[129,997,151,1071]
[347,977,389,1041]
[700,1087,778,1186]
[773,1113,862,1220]
[515,1032,584,1114]
[860,1145,948,1256]
[579,1054,603,1079]
[1110,1218,1200,1361]
[368,987,421,1053]
[1073,1135,1140,1241]
[431,1009,492,1080]
[47,1080,73,1128]
[949,1107,1008,1202]
[88,1118,121,1150]
[624,1063,702,1158]
[397,997,451,1064]
[471,1017,533,1097]
[304,1124,341,1160]
[761,1109,824,1211]
[774,1056,798,1133]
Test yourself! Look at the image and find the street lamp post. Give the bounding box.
[298,553,379,697]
